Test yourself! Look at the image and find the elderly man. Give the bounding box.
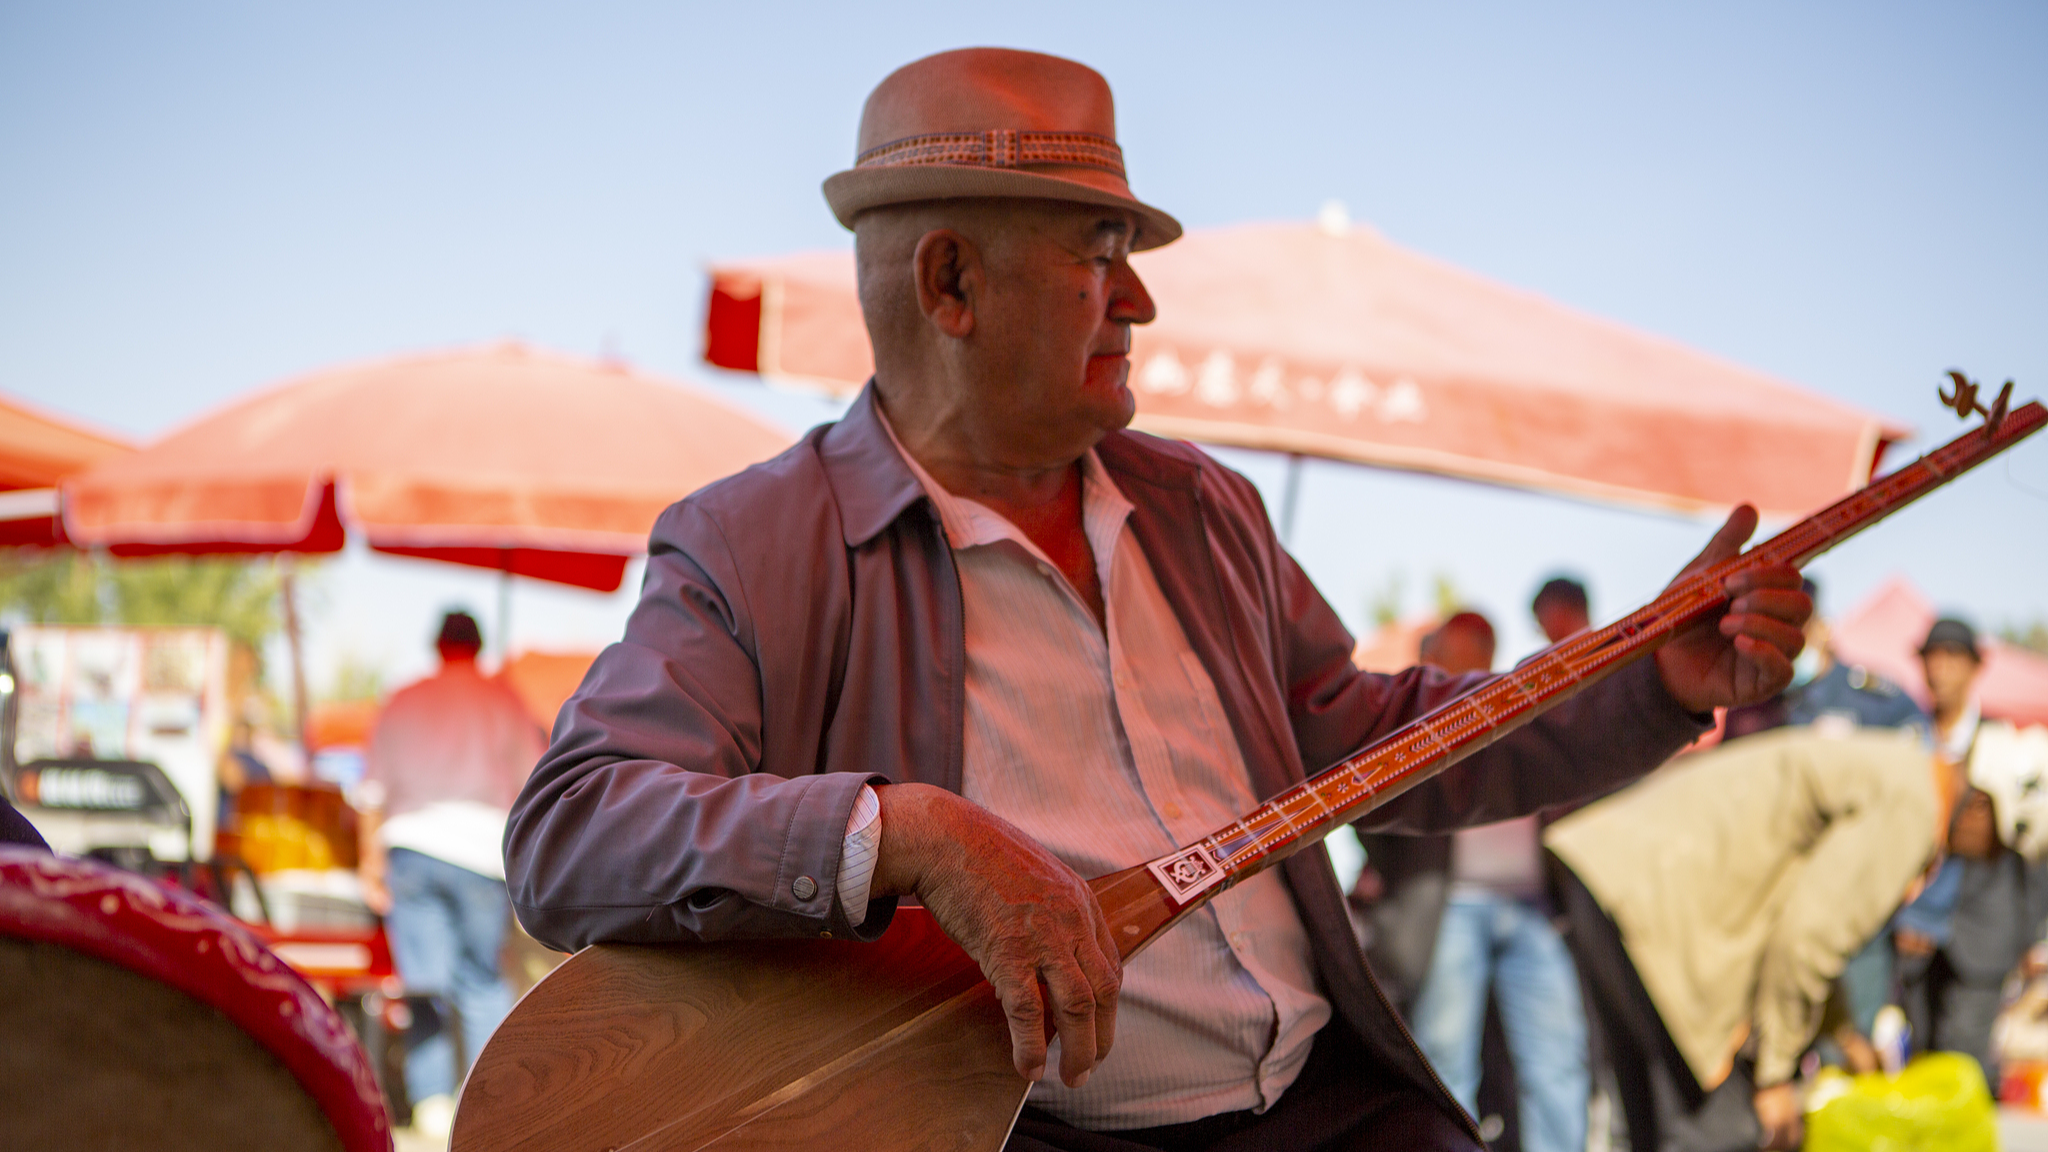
[506,48,1808,1150]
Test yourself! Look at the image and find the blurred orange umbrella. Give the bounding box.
[705,216,1907,522]
[62,342,792,592]
[0,393,134,547]
[61,343,792,744]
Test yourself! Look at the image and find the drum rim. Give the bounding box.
[0,845,392,1151]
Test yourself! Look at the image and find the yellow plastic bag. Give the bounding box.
[1803,1053,1998,1152]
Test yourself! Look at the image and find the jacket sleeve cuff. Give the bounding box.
[1754,1042,1800,1090]
[806,773,897,943]
[1623,656,1715,734]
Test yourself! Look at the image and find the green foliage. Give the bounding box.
[1431,571,1463,619]
[0,550,104,624]
[2000,619,2048,656]
[1364,570,1466,627]
[0,551,287,651]
[326,651,386,702]
[1366,572,1405,628]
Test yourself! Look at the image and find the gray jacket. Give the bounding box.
[505,386,1706,1126]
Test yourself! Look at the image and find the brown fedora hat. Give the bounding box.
[822,48,1183,251]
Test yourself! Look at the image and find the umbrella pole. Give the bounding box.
[1279,453,1305,548]
[278,557,311,757]
[497,551,512,670]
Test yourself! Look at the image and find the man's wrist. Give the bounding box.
[872,782,961,898]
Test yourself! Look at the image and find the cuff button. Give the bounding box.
[792,875,818,900]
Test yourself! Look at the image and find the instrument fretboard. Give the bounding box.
[1143,400,2046,907]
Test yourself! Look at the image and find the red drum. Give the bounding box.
[0,846,392,1151]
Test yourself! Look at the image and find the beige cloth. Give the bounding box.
[1545,728,1940,1089]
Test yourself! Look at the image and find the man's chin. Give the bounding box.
[1085,361,1138,429]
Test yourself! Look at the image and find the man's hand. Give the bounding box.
[1831,1023,1881,1075]
[1653,504,1812,714]
[1896,927,1937,959]
[359,863,392,915]
[357,808,391,915]
[872,783,1122,1088]
[1753,1082,1802,1150]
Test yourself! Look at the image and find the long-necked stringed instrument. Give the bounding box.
[454,383,2042,1152]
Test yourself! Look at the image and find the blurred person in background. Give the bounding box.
[1529,576,1590,645]
[357,610,545,1137]
[1741,581,1930,1056]
[1781,581,1925,737]
[1546,727,1951,1151]
[213,714,273,834]
[1362,610,1592,1152]
[1890,618,2048,1082]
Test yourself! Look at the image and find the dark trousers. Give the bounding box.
[1003,1021,1480,1152]
[1554,862,1762,1152]
[1898,949,2004,1080]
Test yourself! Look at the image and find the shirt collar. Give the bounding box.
[1937,697,1983,763]
[872,399,1134,567]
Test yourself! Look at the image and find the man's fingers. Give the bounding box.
[1083,940,1121,1061]
[1727,585,1811,624]
[1675,503,1759,583]
[1724,563,1804,595]
[1721,611,1808,659]
[1731,634,1795,697]
[1042,954,1106,1086]
[993,973,1049,1081]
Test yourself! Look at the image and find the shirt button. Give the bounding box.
[1037,563,1055,578]
[1163,803,1184,820]
[1230,931,1248,948]
[792,876,818,900]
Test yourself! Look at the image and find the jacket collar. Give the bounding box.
[820,383,931,548]
[820,379,1204,548]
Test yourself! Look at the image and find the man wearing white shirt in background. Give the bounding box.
[1405,608,1590,1152]
[358,610,546,1137]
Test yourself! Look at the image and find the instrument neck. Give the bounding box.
[1139,401,2045,910]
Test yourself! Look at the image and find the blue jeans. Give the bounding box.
[384,848,514,1103]
[1410,891,1588,1152]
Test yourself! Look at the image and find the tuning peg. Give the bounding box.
[1941,370,1984,421]
[1987,380,2014,435]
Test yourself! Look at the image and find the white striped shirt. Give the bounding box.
[856,412,1330,1129]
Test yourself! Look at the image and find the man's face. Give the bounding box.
[1533,602,1588,645]
[964,202,1157,460]
[1922,646,1982,715]
[1429,627,1495,676]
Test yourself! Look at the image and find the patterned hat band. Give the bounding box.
[855,129,1126,179]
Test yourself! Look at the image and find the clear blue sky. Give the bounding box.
[2,1,2042,691]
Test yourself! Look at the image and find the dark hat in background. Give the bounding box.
[436,610,484,650]
[1532,576,1588,614]
[1920,617,1981,660]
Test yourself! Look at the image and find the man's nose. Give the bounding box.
[1109,262,1157,326]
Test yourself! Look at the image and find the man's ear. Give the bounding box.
[912,229,979,339]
